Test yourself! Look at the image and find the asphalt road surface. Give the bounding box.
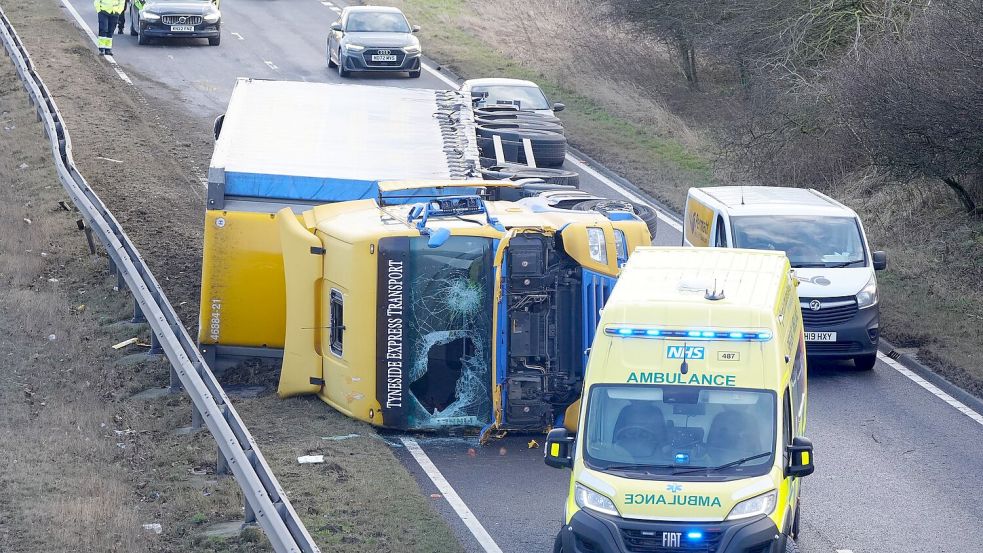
[58,0,983,551]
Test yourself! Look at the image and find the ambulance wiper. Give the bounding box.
[671,451,772,476]
[604,462,678,473]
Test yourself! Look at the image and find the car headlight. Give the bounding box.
[726,490,777,521]
[204,11,220,23]
[403,45,421,54]
[141,12,160,21]
[856,273,878,309]
[344,43,365,52]
[587,227,608,265]
[574,483,620,517]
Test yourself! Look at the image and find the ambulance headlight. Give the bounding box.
[575,483,620,517]
[856,273,878,309]
[587,227,608,265]
[726,490,777,521]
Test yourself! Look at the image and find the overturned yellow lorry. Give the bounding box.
[199,79,653,433]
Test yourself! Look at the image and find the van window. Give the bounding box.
[714,216,727,247]
[583,385,776,479]
[730,216,866,268]
[329,289,344,356]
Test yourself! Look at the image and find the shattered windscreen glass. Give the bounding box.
[377,236,495,430]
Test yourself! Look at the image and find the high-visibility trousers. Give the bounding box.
[97,11,119,50]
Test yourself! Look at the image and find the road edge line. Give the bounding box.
[399,437,505,553]
[58,0,133,85]
[877,345,983,426]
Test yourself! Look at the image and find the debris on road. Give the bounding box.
[321,433,360,441]
[111,337,139,350]
[297,455,325,464]
[527,439,539,449]
[141,523,163,535]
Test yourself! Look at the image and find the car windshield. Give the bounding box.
[346,11,411,33]
[584,385,776,479]
[731,215,866,268]
[472,85,550,110]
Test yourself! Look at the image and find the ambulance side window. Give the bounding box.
[790,341,806,428]
[714,216,727,247]
[783,390,793,445]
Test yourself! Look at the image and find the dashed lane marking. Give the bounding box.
[400,437,505,553]
[264,60,279,71]
[58,0,133,85]
[231,32,244,41]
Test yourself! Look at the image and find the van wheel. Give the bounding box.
[854,353,877,371]
[785,536,801,553]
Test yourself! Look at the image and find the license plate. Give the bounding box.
[805,331,837,342]
[371,54,397,62]
[170,25,195,32]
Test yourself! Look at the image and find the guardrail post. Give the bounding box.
[191,403,203,430]
[216,446,230,475]
[116,268,125,291]
[131,298,146,323]
[244,497,257,524]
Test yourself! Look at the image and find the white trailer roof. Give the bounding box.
[209,79,478,203]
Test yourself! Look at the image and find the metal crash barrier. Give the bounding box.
[0,7,320,553]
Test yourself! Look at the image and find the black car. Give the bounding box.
[129,0,221,46]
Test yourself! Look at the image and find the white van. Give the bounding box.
[683,187,887,370]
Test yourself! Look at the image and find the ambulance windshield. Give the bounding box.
[731,215,866,268]
[584,385,776,479]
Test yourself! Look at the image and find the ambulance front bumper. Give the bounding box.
[559,509,785,553]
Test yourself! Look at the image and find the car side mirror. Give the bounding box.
[412,25,421,33]
[330,21,342,32]
[544,427,574,469]
[872,250,887,271]
[552,102,565,112]
[785,436,814,478]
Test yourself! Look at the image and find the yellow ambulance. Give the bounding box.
[545,247,814,553]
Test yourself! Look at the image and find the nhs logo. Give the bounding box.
[666,345,705,360]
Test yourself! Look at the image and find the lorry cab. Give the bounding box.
[683,186,887,370]
[545,248,814,553]
[276,180,652,434]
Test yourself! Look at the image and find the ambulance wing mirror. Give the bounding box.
[544,428,574,469]
[785,436,815,478]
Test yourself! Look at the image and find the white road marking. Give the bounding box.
[96,156,124,163]
[878,353,983,426]
[400,437,505,553]
[58,0,133,85]
[231,32,244,41]
[330,6,341,13]
[264,60,279,71]
[836,549,854,553]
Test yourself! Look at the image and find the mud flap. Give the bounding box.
[276,208,323,397]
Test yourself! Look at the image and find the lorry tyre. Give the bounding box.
[571,198,659,238]
[477,135,567,168]
[209,35,221,46]
[475,112,563,124]
[854,353,876,371]
[477,121,565,134]
[213,114,225,141]
[474,106,520,115]
[476,126,565,145]
[480,165,579,188]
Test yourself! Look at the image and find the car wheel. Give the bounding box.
[137,25,149,45]
[208,35,220,46]
[338,50,351,77]
[409,69,422,78]
[854,353,877,371]
[570,198,659,239]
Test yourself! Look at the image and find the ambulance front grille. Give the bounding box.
[620,529,723,552]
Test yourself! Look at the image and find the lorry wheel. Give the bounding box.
[480,165,580,188]
[208,35,221,46]
[571,198,659,239]
[477,121,565,134]
[854,353,876,371]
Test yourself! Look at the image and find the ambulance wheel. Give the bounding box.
[553,532,563,553]
[854,353,876,371]
[785,536,800,553]
[791,503,801,539]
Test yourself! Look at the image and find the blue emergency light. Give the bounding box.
[604,326,773,341]
[687,531,704,541]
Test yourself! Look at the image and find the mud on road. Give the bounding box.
[1,1,464,551]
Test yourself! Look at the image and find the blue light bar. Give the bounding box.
[603,326,774,342]
[687,531,703,540]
